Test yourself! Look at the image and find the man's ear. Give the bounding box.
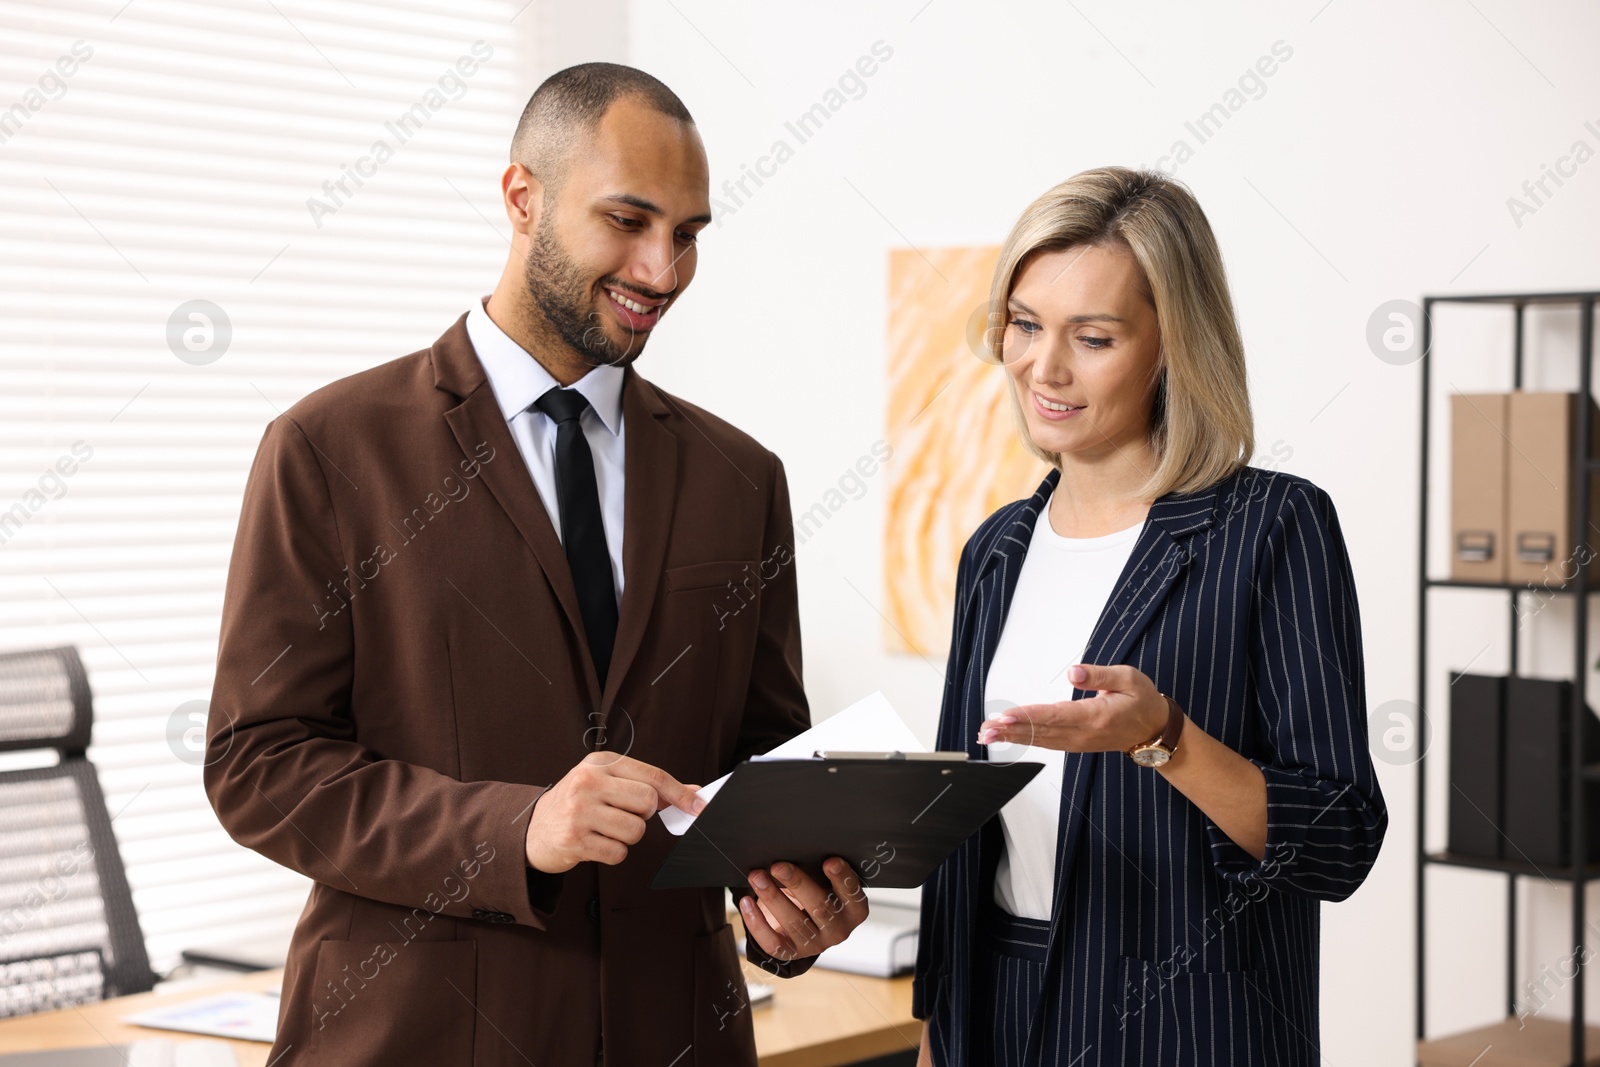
[502,162,544,237]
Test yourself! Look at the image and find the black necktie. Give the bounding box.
[531,387,618,686]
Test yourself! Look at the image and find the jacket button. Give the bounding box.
[471,907,490,921]
[587,896,600,922]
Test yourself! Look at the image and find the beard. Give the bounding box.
[522,212,645,370]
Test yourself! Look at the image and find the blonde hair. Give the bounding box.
[982,166,1253,500]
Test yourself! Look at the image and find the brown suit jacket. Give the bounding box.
[204,314,812,1066]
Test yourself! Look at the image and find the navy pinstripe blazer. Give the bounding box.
[913,464,1387,1067]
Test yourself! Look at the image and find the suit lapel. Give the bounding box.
[433,315,611,710]
[967,475,1056,725]
[599,370,678,723]
[950,471,1054,1014]
[1044,514,1200,914]
[940,476,1056,1062]
[434,314,683,723]
[1047,473,1221,902]
[1021,470,1226,1061]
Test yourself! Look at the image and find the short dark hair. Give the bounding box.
[510,63,694,195]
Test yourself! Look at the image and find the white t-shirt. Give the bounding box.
[983,492,1145,920]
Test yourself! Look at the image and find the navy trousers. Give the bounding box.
[972,902,1052,1067]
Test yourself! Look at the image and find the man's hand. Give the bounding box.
[524,752,704,873]
[738,856,870,962]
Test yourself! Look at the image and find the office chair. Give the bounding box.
[0,645,155,1017]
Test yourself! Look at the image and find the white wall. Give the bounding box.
[622,1,1600,1063]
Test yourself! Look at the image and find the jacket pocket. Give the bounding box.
[693,922,758,1066]
[666,559,761,592]
[1115,955,1267,1066]
[304,938,476,1062]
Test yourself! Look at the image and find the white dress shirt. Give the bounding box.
[465,295,626,602]
[982,491,1145,920]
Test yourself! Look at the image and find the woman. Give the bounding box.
[913,167,1386,1067]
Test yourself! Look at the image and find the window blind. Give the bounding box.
[0,0,521,973]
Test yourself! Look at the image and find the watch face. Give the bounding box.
[1131,746,1171,768]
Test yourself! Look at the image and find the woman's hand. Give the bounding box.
[978,663,1268,860]
[976,663,1168,753]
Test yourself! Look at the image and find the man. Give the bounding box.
[205,63,867,1066]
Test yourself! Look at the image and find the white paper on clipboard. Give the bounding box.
[658,691,925,836]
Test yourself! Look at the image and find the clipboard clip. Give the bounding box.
[810,749,970,761]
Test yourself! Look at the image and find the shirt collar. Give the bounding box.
[465,295,624,436]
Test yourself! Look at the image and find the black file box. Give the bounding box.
[1502,676,1600,868]
[1447,671,1505,860]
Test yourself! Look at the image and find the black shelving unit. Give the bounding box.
[1417,291,1600,1066]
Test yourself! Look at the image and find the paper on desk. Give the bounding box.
[659,690,925,836]
[127,1039,241,1067]
[123,991,278,1044]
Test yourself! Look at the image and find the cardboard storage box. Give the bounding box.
[1506,390,1600,587]
[1450,392,1509,583]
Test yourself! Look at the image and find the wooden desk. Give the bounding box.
[744,958,918,1067]
[0,969,281,1065]
[0,963,918,1066]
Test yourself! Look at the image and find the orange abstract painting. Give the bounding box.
[883,246,1049,656]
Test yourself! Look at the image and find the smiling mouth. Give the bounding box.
[605,288,661,315]
[1035,393,1085,412]
[602,286,665,331]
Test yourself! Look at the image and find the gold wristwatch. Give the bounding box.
[1127,693,1185,768]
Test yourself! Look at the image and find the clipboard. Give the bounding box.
[651,751,1043,891]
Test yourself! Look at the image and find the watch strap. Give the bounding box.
[1157,693,1184,752]
[1128,694,1185,760]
